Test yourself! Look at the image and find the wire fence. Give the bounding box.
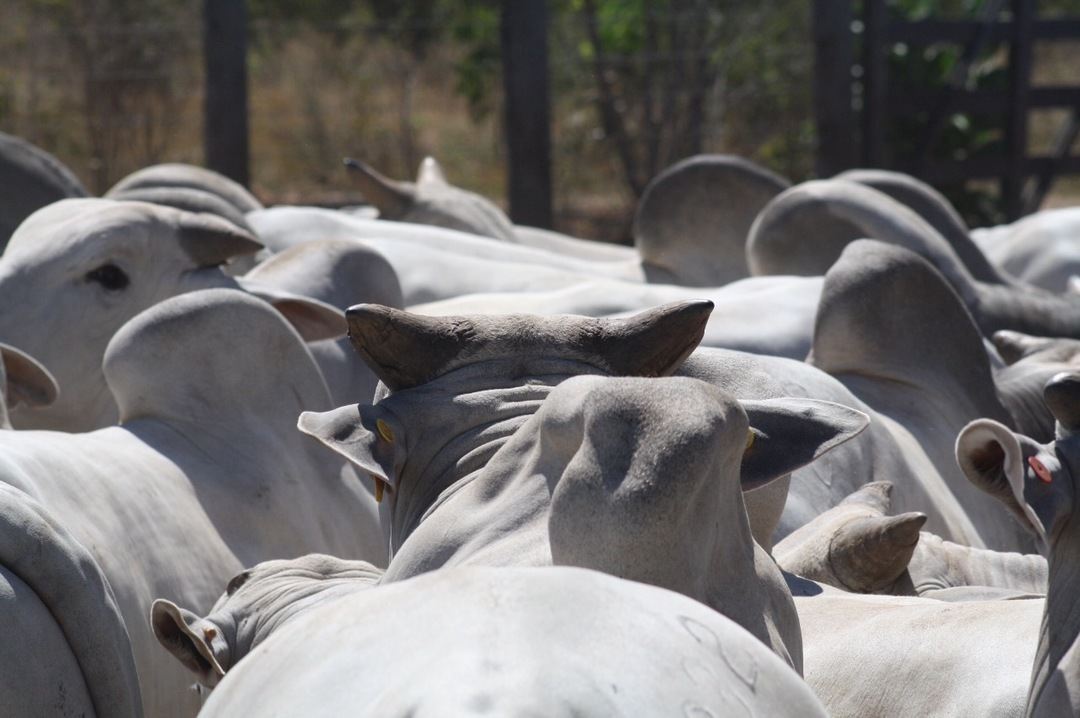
[0,2,813,241]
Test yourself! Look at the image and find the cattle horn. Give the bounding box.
[1044,372,1080,433]
[838,480,894,514]
[345,300,714,392]
[595,299,714,377]
[831,512,927,593]
[417,156,447,186]
[343,158,414,218]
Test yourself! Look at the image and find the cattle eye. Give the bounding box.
[86,263,130,291]
[226,569,253,596]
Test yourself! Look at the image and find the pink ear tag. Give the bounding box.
[1028,456,1053,484]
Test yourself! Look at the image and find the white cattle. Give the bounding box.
[749,180,1080,342]
[0,479,142,717]
[0,289,384,717]
[247,204,649,305]
[157,564,828,717]
[790,371,1080,717]
[972,207,1080,293]
[806,239,1033,551]
[0,198,345,431]
[299,302,870,671]
[342,153,789,286]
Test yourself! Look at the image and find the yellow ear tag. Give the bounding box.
[372,476,385,503]
[376,419,395,443]
[745,430,756,452]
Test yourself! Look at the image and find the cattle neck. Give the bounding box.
[977,283,1080,341]
[1029,501,1080,714]
[383,358,605,550]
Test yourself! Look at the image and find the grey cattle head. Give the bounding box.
[151,554,382,690]
[0,198,342,431]
[956,373,1080,716]
[634,154,790,287]
[344,156,517,242]
[0,343,58,429]
[299,301,713,527]
[774,482,926,594]
[0,131,87,251]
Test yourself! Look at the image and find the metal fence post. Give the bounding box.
[203,0,250,187]
[501,0,553,229]
[813,0,857,176]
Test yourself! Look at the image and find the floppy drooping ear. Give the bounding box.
[175,210,263,268]
[236,279,346,342]
[298,403,405,499]
[150,599,226,687]
[956,419,1047,541]
[739,398,869,491]
[0,343,59,409]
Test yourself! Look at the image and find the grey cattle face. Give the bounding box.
[957,373,1080,716]
[0,198,341,431]
[344,156,517,242]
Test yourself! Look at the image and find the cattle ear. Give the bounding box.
[0,344,59,408]
[955,419,1045,541]
[739,398,869,491]
[150,599,225,682]
[175,211,263,267]
[236,279,347,342]
[298,403,403,491]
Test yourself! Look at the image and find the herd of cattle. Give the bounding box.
[3,128,1080,716]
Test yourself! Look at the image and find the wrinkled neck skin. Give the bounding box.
[383,359,600,554]
[207,571,380,676]
[910,531,1047,595]
[381,370,800,672]
[1029,518,1080,715]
